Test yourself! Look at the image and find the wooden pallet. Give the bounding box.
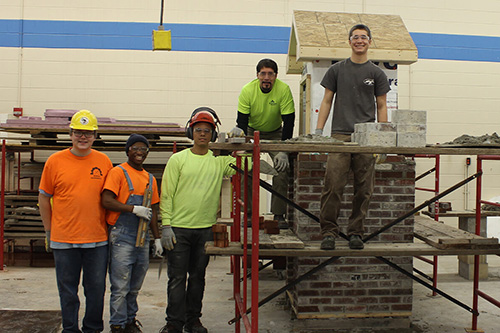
[414,215,499,249]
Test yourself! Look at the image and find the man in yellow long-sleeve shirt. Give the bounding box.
[159,107,236,333]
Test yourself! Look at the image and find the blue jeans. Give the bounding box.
[108,209,149,327]
[166,227,212,329]
[53,246,108,333]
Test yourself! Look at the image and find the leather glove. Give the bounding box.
[228,126,245,138]
[153,238,164,257]
[314,128,323,136]
[273,152,289,172]
[132,206,152,220]
[373,153,387,164]
[45,231,52,253]
[161,226,177,250]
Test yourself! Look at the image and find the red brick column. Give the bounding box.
[287,153,415,325]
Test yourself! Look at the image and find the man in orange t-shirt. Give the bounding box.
[39,110,113,333]
[102,133,162,333]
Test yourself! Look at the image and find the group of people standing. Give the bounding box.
[39,23,389,333]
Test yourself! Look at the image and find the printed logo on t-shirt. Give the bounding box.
[90,167,103,180]
[269,100,277,106]
[363,78,375,86]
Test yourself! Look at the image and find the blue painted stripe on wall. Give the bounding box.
[410,32,500,63]
[0,19,289,53]
[2,19,500,62]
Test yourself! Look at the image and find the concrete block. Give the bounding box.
[397,132,426,147]
[354,131,397,147]
[397,124,426,133]
[459,216,487,237]
[458,254,487,265]
[459,260,488,280]
[354,122,397,133]
[392,109,427,125]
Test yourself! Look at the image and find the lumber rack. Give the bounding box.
[207,134,500,333]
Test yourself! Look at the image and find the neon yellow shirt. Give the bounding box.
[160,149,236,228]
[238,79,295,132]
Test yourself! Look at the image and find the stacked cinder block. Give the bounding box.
[287,154,415,328]
[352,109,427,147]
[352,122,397,147]
[392,110,427,147]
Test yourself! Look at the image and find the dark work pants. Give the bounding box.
[246,127,288,216]
[319,134,375,238]
[166,227,213,330]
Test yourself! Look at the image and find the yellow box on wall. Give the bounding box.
[153,29,172,51]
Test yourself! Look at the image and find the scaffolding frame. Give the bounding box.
[413,154,440,296]
[215,136,500,332]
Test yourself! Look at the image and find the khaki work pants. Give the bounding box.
[320,134,375,238]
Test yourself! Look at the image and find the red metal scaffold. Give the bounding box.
[414,154,440,296]
[230,132,261,333]
[470,155,500,331]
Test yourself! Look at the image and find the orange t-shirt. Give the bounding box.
[39,149,113,243]
[103,162,160,226]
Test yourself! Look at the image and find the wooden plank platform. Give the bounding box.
[210,142,500,155]
[414,215,500,249]
[205,241,500,257]
[422,210,500,218]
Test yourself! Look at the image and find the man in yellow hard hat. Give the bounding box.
[39,110,113,333]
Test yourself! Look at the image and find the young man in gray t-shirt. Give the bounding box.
[315,24,390,250]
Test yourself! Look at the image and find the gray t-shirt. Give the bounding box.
[321,58,390,134]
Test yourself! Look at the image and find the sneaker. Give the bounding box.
[274,215,288,229]
[110,325,126,333]
[349,235,364,250]
[183,319,208,333]
[159,323,183,333]
[320,236,335,250]
[124,319,143,333]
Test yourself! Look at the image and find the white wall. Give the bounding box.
[2,0,500,212]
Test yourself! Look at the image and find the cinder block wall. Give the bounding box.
[287,153,415,322]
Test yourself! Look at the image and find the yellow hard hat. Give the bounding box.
[70,110,98,131]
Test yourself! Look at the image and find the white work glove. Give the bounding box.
[228,126,245,138]
[132,205,152,221]
[273,152,289,172]
[161,226,177,251]
[153,238,164,257]
[373,153,387,164]
[314,128,323,136]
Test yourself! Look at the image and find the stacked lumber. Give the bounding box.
[3,195,44,239]
[414,215,499,249]
[0,109,190,150]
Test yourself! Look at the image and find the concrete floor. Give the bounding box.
[1,252,499,333]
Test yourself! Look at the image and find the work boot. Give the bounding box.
[274,214,288,229]
[183,318,208,333]
[320,236,335,250]
[159,322,182,333]
[110,324,125,333]
[124,319,143,333]
[349,235,364,250]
